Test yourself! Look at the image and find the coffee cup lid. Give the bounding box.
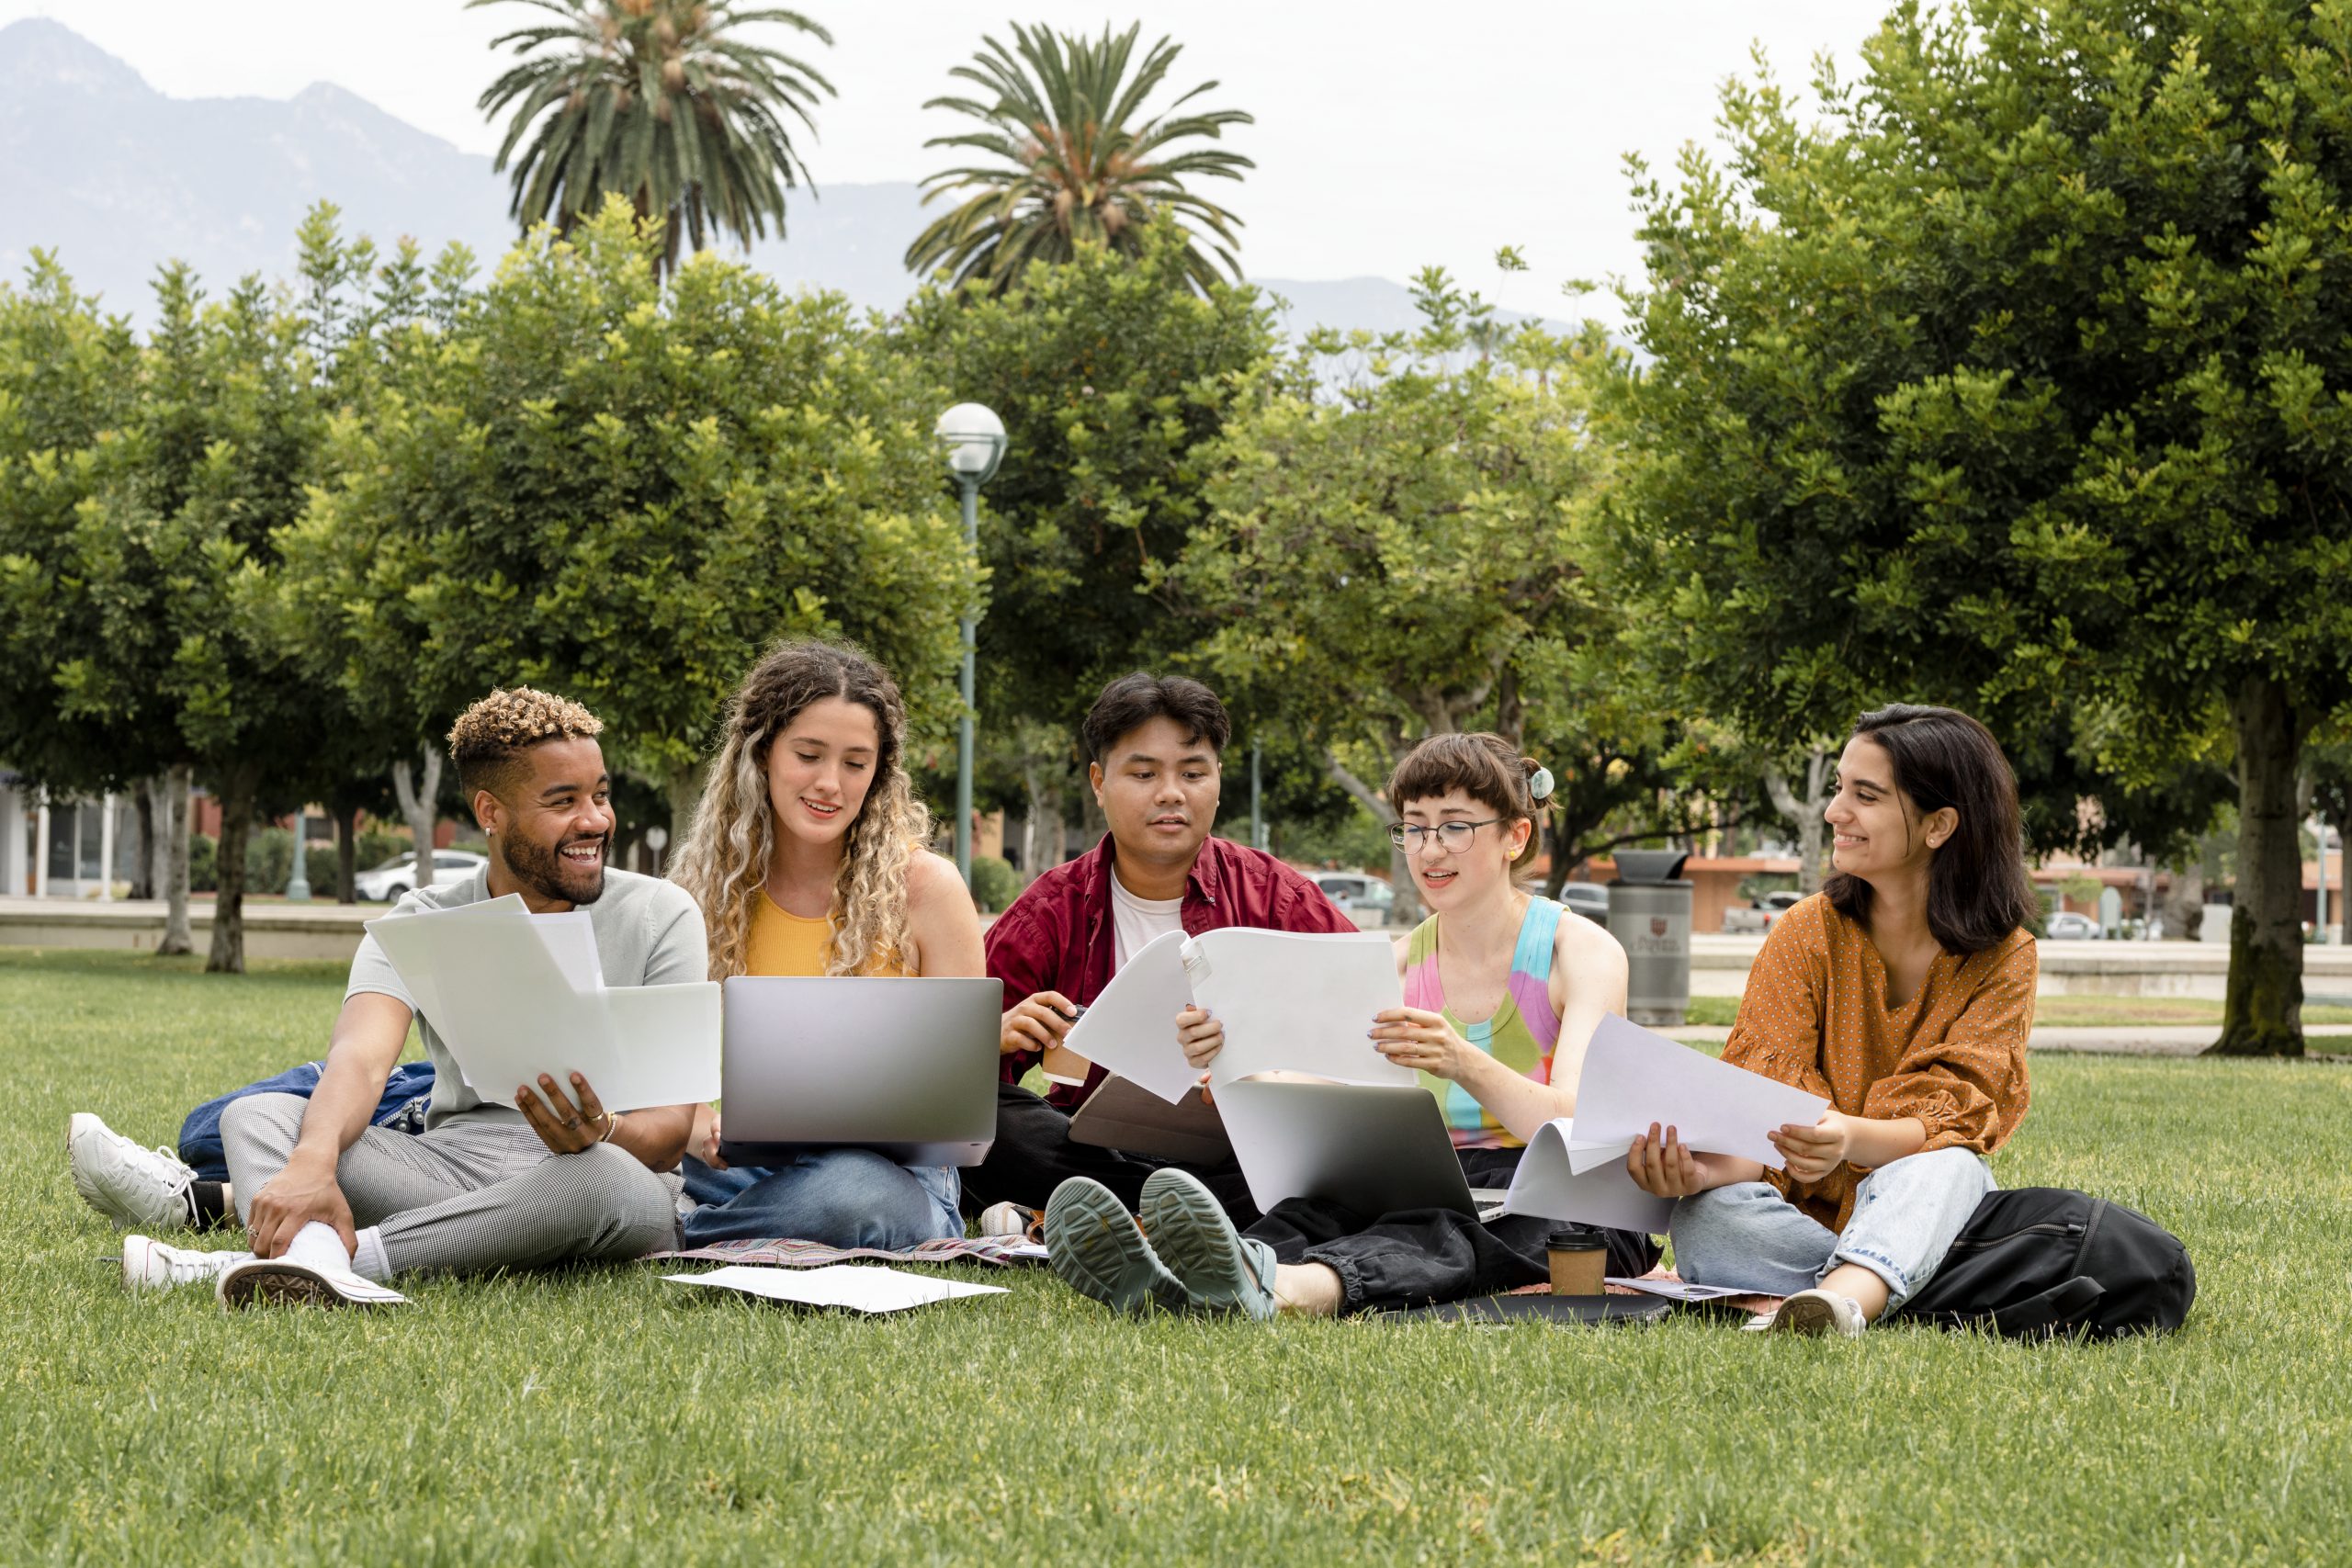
[1545,1224,1605,1248]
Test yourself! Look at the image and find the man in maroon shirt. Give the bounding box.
[966,673,1359,1221]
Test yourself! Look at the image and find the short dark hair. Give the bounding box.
[1385,732,1550,871]
[1824,704,2039,954]
[1081,673,1231,764]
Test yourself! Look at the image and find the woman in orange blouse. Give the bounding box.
[1625,705,2040,1335]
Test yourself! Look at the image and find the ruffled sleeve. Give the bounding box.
[1860,932,2036,1155]
[1720,900,1835,1100]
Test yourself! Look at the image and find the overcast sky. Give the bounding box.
[6,0,1894,321]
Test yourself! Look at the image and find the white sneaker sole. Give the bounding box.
[218,1260,407,1310]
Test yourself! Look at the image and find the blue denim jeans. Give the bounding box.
[677,1149,962,1249]
[1668,1145,1995,1310]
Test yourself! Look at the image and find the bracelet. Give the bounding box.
[599,1110,624,1144]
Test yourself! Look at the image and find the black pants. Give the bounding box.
[1244,1145,1662,1314]
[960,1083,1261,1227]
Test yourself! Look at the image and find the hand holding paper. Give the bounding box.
[1566,1014,1830,1173]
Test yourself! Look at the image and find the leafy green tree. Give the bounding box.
[474,0,834,273]
[279,199,977,835]
[1612,0,2347,1053]
[898,220,1279,842]
[1159,269,1651,921]
[907,22,1252,294]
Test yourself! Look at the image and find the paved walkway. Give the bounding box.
[1666,1023,2352,1056]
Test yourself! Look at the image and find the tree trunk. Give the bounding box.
[1329,752,1414,927]
[665,764,707,868]
[2162,860,2205,942]
[392,744,443,894]
[2211,676,2307,1056]
[205,763,261,974]
[1764,750,1834,896]
[1022,757,1068,872]
[130,781,156,901]
[334,804,358,904]
[158,764,195,955]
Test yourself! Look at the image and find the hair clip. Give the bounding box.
[1528,764,1555,803]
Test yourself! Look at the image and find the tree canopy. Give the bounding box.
[1610,0,2352,1054]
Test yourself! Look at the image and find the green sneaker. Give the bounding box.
[1043,1178,1188,1316]
[1139,1168,1278,1320]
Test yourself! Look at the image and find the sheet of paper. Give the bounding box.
[1604,1275,1755,1303]
[1059,930,1198,1103]
[527,910,604,992]
[664,1263,1008,1313]
[1565,1014,1831,1173]
[1186,930,1414,1089]
[1493,1116,1673,1235]
[364,902,720,1112]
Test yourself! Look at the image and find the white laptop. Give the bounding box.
[716,976,1000,1168]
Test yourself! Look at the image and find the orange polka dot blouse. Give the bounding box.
[1722,892,2037,1231]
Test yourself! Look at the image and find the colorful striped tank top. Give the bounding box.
[1402,896,1565,1149]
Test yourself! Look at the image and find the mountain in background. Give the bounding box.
[0,17,1561,339]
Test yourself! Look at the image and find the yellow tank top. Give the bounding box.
[744,888,910,977]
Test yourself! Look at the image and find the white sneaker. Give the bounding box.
[977,1201,1040,1241]
[217,1257,408,1310]
[123,1234,252,1292]
[69,1113,199,1233]
[1767,1288,1869,1337]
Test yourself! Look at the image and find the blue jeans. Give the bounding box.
[1669,1145,1995,1311]
[678,1149,962,1249]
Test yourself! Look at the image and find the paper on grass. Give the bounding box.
[1489,1116,1673,1235]
[665,1263,1008,1314]
[1185,929,1414,1089]
[1604,1276,1755,1303]
[1564,1014,1830,1173]
[1058,930,1199,1103]
[364,900,719,1114]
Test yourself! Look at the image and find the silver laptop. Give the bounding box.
[1210,1078,1489,1218]
[717,976,1000,1167]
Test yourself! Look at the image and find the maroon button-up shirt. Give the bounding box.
[985,834,1363,1108]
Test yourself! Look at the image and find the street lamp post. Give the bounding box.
[285,807,311,903]
[933,402,1007,886]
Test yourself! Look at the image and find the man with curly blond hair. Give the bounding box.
[70,688,710,1308]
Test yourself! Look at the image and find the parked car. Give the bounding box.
[356,850,489,902]
[1315,873,1397,930]
[1722,889,1805,935]
[2044,910,2104,941]
[1559,883,1611,923]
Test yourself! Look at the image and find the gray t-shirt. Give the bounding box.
[345,866,709,1128]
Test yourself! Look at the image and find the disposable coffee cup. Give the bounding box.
[1546,1225,1608,1297]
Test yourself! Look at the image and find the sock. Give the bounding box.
[187,1180,231,1230]
[285,1221,353,1274]
[350,1226,392,1283]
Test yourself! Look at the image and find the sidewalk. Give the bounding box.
[1665,1023,2352,1057]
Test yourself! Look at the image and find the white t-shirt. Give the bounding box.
[1109,871,1186,969]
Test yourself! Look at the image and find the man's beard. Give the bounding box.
[502,828,609,906]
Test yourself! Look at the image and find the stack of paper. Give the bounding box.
[665,1264,1007,1314]
[365,895,720,1113]
[1562,1014,1830,1174]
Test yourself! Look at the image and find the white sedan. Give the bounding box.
[355,850,488,902]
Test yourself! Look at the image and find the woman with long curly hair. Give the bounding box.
[668,640,985,1247]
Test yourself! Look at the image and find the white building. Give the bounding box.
[0,769,140,898]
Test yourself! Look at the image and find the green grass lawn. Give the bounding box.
[1684,992,2352,1029]
[6,947,2348,1565]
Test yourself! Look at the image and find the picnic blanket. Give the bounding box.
[1507,1270,1784,1319]
[652,1235,1050,1269]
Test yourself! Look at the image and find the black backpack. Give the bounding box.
[1893,1187,2196,1339]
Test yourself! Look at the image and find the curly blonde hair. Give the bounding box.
[447,687,605,804]
[670,641,932,980]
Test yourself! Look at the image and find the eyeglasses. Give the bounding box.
[1387,818,1505,853]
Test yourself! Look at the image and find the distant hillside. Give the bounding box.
[0,17,1564,340]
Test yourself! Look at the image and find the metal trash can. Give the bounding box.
[1607,850,1693,1028]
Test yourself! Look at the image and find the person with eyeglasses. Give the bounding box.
[1043,731,1661,1319]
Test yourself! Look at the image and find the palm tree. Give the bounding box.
[472,0,834,273]
[906,22,1253,294]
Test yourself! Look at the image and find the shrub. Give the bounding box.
[188,832,217,893]
[968,854,1025,915]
